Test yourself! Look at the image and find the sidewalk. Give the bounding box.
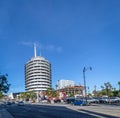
[66,104,120,117]
[0,109,14,118]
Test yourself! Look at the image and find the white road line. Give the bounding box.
[66,106,107,118]
[79,110,107,118]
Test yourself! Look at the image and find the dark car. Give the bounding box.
[6,101,12,105]
[65,97,75,104]
[54,99,61,103]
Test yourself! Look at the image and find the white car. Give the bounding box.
[41,100,48,103]
[109,97,120,103]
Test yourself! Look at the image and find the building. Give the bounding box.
[56,85,84,98]
[25,44,52,92]
[56,79,74,90]
[8,92,20,100]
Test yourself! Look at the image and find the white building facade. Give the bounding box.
[56,79,74,90]
[25,44,51,92]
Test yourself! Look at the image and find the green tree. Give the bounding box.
[69,93,74,97]
[104,82,112,96]
[55,84,58,90]
[118,81,120,91]
[100,82,113,96]
[0,74,10,93]
[118,92,120,97]
[20,92,27,100]
[0,91,3,98]
[29,91,37,100]
[20,91,37,101]
[112,90,119,97]
[46,88,59,98]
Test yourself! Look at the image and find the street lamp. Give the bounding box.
[83,67,92,104]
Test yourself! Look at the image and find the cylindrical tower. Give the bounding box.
[25,56,51,91]
[25,44,51,92]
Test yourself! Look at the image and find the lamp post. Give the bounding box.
[83,67,92,104]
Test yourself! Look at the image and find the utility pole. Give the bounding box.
[83,67,92,104]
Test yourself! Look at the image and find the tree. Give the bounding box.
[28,91,37,100]
[99,82,113,96]
[118,92,120,97]
[45,88,59,99]
[118,81,120,91]
[112,90,119,97]
[55,84,58,90]
[0,74,10,93]
[69,93,74,97]
[0,91,3,98]
[20,91,37,101]
[104,82,112,96]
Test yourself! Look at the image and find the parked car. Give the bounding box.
[17,101,24,106]
[73,99,86,106]
[65,97,75,104]
[99,96,109,103]
[86,98,95,104]
[92,97,100,103]
[41,100,48,103]
[54,99,61,103]
[6,101,12,105]
[109,97,120,103]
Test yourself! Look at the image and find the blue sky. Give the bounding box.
[0,0,120,93]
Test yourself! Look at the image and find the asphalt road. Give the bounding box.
[7,104,92,118]
[6,103,120,118]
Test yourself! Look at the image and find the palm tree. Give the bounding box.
[46,88,59,99]
[104,82,113,96]
[118,81,120,91]
[101,86,104,90]
[55,84,58,90]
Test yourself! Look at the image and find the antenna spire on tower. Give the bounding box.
[34,43,37,57]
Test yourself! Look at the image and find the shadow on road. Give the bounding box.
[6,104,120,118]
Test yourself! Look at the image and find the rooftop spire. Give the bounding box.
[34,43,37,57]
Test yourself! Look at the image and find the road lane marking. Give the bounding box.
[79,110,107,118]
[66,106,107,118]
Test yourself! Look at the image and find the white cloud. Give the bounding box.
[20,41,63,53]
[56,47,62,53]
[20,41,33,47]
[45,45,63,53]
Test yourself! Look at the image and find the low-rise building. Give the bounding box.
[56,85,84,99]
[56,79,74,90]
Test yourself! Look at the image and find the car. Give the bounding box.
[17,101,24,106]
[73,100,84,105]
[109,97,120,103]
[54,99,61,103]
[65,97,75,104]
[92,97,100,103]
[6,101,12,105]
[41,100,48,103]
[99,96,109,103]
[86,98,95,103]
[73,99,87,106]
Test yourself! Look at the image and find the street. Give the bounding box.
[6,103,120,118]
[7,104,91,118]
